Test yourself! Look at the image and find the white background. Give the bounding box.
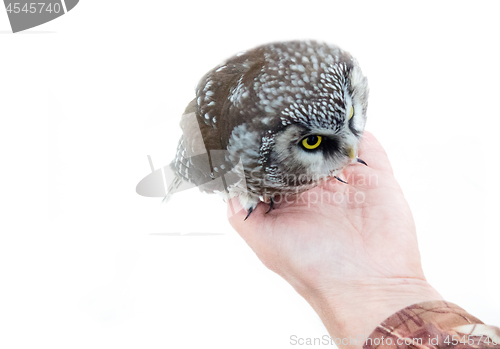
[1,1,500,348]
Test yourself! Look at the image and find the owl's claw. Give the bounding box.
[265,197,274,214]
[334,176,348,184]
[244,207,254,221]
[357,158,368,166]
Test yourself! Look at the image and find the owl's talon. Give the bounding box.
[244,207,254,221]
[357,158,368,166]
[265,197,274,214]
[334,176,348,184]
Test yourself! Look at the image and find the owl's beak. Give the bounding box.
[346,147,356,160]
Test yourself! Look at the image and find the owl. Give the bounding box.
[166,40,369,219]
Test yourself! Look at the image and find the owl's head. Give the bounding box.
[197,41,369,194]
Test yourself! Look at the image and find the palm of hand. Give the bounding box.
[228,132,426,297]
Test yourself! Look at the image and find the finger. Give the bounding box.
[227,198,267,245]
[357,131,394,174]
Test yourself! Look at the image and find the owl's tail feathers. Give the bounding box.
[136,156,194,203]
[162,174,183,204]
[162,162,185,204]
[162,163,197,204]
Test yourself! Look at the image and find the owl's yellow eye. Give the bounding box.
[301,135,322,150]
[349,106,354,120]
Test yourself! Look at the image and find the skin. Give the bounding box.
[227,131,442,348]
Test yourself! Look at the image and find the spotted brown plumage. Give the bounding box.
[167,40,369,216]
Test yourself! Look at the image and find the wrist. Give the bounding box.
[302,278,443,348]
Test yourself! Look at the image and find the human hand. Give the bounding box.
[227,131,442,347]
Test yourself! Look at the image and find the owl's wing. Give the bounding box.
[166,99,244,201]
